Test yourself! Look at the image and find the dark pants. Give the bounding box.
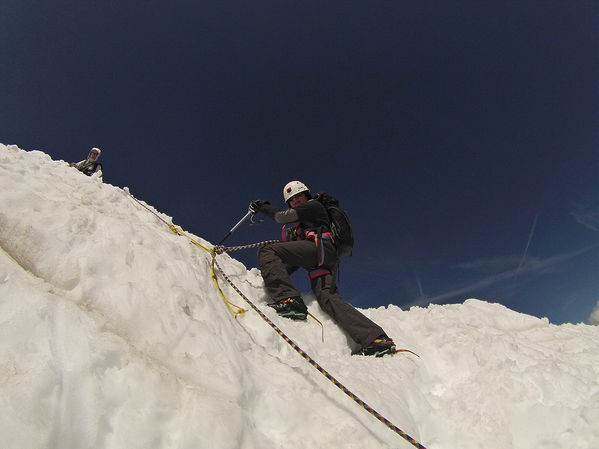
[258,239,386,347]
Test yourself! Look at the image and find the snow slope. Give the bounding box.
[1,143,598,449]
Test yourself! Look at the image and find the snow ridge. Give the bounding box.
[1,143,599,449]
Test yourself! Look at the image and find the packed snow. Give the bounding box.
[1,143,598,449]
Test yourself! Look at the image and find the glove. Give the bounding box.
[249,199,269,214]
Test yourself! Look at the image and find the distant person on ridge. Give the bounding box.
[70,147,103,178]
[249,180,396,357]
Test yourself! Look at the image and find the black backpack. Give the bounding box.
[315,192,354,257]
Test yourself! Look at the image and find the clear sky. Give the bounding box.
[2,0,598,324]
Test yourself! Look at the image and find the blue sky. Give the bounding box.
[2,0,597,324]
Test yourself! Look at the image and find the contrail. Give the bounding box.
[409,243,597,307]
[416,275,424,297]
[512,213,538,287]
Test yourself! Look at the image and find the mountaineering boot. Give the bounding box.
[353,335,396,357]
[267,297,308,320]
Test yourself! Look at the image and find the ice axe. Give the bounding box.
[216,210,253,246]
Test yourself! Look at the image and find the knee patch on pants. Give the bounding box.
[308,268,331,280]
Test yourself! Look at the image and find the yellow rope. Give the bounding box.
[307,312,325,342]
[209,258,249,318]
[165,224,249,318]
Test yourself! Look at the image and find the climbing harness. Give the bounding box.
[127,191,427,449]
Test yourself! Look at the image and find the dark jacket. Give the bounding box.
[74,160,103,177]
[260,199,330,239]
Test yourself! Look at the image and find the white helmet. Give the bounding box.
[283,180,310,203]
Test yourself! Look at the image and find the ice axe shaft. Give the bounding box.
[217,210,253,246]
